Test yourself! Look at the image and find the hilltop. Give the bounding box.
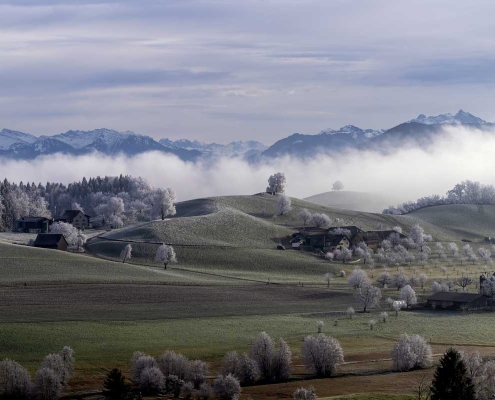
[304,191,400,213]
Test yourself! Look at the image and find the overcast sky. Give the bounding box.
[2,0,495,144]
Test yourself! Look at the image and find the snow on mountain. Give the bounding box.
[318,125,384,139]
[52,128,144,150]
[159,138,267,158]
[409,109,487,125]
[0,129,37,149]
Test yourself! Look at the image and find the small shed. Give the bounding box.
[427,292,489,310]
[33,234,68,251]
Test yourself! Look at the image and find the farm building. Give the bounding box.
[14,217,52,233]
[293,228,351,251]
[426,292,489,310]
[33,234,68,251]
[56,210,91,229]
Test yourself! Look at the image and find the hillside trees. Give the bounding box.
[311,213,330,228]
[0,359,32,399]
[299,209,312,227]
[150,188,177,220]
[348,269,370,289]
[332,181,344,191]
[355,283,381,312]
[120,244,132,263]
[266,173,286,195]
[250,332,291,382]
[214,374,241,400]
[399,285,417,308]
[221,352,260,385]
[155,244,177,269]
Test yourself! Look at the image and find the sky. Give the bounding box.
[2,0,495,143]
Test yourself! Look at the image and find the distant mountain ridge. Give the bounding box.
[0,110,491,161]
[261,109,493,158]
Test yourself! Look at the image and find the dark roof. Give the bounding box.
[15,217,50,222]
[427,292,488,303]
[60,210,89,220]
[33,233,68,246]
[328,226,364,235]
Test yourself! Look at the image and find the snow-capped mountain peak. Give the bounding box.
[0,129,37,150]
[409,110,487,125]
[318,125,384,139]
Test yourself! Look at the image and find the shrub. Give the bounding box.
[103,368,131,400]
[165,375,182,397]
[293,386,318,400]
[392,334,432,371]
[0,359,32,399]
[181,381,195,399]
[221,351,260,385]
[214,374,241,400]
[130,354,157,382]
[32,367,62,400]
[302,334,344,377]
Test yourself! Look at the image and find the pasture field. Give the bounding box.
[3,194,495,397]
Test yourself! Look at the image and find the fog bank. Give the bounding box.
[1,126,494,206]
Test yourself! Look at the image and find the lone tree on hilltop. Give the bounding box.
[155,244,177,269]
[431,348,476,400]
[120,244,132,263]
[332,181,344,191]
[266,172,286,195]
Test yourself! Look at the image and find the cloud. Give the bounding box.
[1,126,495,208]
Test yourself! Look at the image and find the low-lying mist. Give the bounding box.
[1,126,494,207]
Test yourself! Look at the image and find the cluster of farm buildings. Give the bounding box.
[13,210,91,251]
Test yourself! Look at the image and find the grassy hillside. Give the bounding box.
[408,204,495,240]
[304,190,401,213]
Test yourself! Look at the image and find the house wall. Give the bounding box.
[71,213,89,229]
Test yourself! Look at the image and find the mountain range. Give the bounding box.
[0,110,491,161]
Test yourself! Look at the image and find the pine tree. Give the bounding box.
[103,368,131,400]
[430,348,476,400]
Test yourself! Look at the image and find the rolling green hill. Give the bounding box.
[304,190,401,213]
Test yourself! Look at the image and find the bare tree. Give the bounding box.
[455,275,474,291]
[302,334,344,377]
[324,272,333,288]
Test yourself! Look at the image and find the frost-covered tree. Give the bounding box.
[432,281,449,293]
[419,273,428,289]
[276,195,292,215]
[293,386,317,400]
[221,352,260,385]
[49,222,79,247]
[33,368,61,400]
[250,332,274,381]
[150,188,177,220]
[455,275,474,291]
[477,248,492,263]
[311,213,330,229]
[448,242,459,257]
[213,374,241,400]
[97,196,125,227]
[345,306,355,319]
[355,283,382,312]
[392,269,409,290]
[155,244,177,269]
[272,338,292,382]
[334,247,352,263]
[302,334,344,377]
[157,351,189,380]
[399,285,417,308]
[332,181,344,191]
[299,209,312,227]
[139,367,165,395]
[391,334,432,371]
[376,271,392,288]
[0,359,32,399]
[131,354,158,382]
[481,278,495,298]
[120,244,132,263]
[348,269,370,289]
[185,360,209,389]
[323,272,333,288]
[380,312,389,323]
[266,173,286,195]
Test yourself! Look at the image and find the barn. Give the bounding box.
[426,292,489,310]
[33,234,69,251]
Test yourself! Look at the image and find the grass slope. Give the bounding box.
[304,190,400,213]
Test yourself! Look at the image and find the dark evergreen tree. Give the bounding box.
[103,368,131,400]
[430,348,476,400]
